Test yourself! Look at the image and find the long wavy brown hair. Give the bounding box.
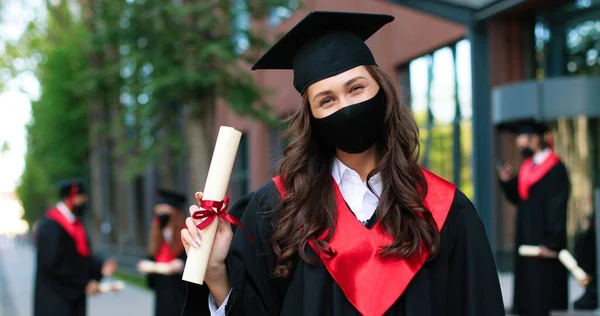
[271,65,440,278]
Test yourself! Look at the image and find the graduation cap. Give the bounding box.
[155,189,186,210]
[252,11,395,94]
[516,120,548,136]
[56,179,87,199]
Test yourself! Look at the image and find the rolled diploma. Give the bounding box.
[558,249,589,285]
[99,280,126,293]
[518,245,543,257]
[182,126,242,284]
[138,260,173,275]
[518,245,558,258]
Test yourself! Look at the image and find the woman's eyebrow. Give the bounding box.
[344,76,367,88]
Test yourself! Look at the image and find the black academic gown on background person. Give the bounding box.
[500,152,570,316]
[147,243,210,316]
[182,172,505,316]
[33,207,104,316]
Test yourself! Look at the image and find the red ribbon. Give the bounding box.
[192,197,252,242]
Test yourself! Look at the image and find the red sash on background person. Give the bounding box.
[152,217,177,263]
[46,208,91,257]
[518,152,561,201]
[155,242,177,263]
[272,169,455,316]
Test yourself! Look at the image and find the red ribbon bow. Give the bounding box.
[192,197,252,242]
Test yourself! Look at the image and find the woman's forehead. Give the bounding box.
[307,66,372,95]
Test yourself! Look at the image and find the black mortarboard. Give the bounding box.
[155,189,186,210]
[516,121,548,136]
[251,11,394,94]
[56,179,86,199]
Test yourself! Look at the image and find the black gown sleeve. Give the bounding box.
[89,255,104,281]
[37,220,90,289]
[447,192,506,315]
[499,176,521,205]
[182,189,280,316]
[541,164,570,251]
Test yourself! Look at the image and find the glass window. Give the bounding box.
[230,133,249,201]
[269,125,286,176]
[565,19,600,75]
[535,0,600,77]
[407,39,473,198]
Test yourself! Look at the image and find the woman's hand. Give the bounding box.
[497,163,515,182]
[181,192,234,280]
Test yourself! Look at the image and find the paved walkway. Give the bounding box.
[0,237,153,316]
[1,235,597,316]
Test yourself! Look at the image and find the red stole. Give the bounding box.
[518,152,561,200]
[155,242,177,263]
[272,169,455,316]
[46,208,91,257]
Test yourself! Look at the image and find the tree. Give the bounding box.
[9,1,91,224]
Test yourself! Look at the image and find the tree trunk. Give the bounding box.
[183,100,215,200]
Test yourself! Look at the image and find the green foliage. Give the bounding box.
[12,2,90,224]
[0,140,8,155]
[5,0,298,223]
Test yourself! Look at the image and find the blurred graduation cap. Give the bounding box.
[516,120,548,136]
[252,11,394,94]
[155,189,186,210]
[56,179,87,199]
[497,119,548,136]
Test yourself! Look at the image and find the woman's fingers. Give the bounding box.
[184,216,202,247]
[194,192,203,205]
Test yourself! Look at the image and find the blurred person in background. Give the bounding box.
[497,121,570,316]
[33,179,118,316]
[138,189,210,316]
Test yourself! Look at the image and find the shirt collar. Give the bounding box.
[332,158,382,194]
[533,148,552,165]
[56,202,76,224]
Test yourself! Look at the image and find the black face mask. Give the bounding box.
[71,203,87,217]
[312,89,386,154]
[158,214,170,229]
[520,147,534,159]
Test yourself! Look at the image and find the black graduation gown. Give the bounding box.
[33,216,103,316]
[147,250,210,316]
[182,178,505,316]
[500,162,570,316]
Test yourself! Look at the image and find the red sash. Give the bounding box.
[518,152,561,200]
[46,208,91,257]
[155,242,177,263]
[272,169,455,316]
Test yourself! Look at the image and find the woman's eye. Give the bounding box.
[351,85,364,92]
[320,98,333,106]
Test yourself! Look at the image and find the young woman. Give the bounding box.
[181,11,504,316]
[140,189,210,316]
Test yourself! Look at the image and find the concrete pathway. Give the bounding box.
[0,236,153,316]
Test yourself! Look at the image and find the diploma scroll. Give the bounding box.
[99,280,126,293]
[182,126,242,285]
[138,260,176,275]
[518,245,589,286]
[558,250,590,286]
[518,245,557,258]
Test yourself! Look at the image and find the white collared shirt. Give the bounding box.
[208,158,383,314]
[533,148,552,165]
[56,202,76,224]
[331,157,382,223]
